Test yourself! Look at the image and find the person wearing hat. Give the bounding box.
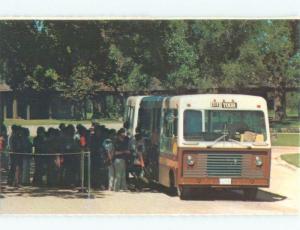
[113,128,130,191]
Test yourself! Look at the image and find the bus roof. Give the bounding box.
[140,96,165,108]
[126,96,147,107]
[132,94,268,111]
[166,94,268,111]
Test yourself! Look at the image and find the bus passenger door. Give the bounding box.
[159,109,178,187]
[137,106,154,180]
[149,108,161,181]
[124,106,135,137]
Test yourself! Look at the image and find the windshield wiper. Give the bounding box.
[207,134,228,148]
[228,138,252,149]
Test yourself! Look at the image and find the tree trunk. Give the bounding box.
[71,104,75,119]
[102,94,109,118]
[112,86,125,118]
[48,100,53,119]
[12,95,18,119]
[83,99,87,120]
[98,94,109,118]
[26,104,30,120]
[92,96,101,119]
[116,93,125,118]
[274,87,285,121]
[282,91,287,118]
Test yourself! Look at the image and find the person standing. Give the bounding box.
[103,137,114,190]
[0,124,7,191]
[7,125,18,186]
[21,128,32,185]
[63,125,80,187]
[46,128,59,186]
[32,127,47,186]
[89,124,103,188]
[129,132,145,190]
[103,129,115,191]
[113,128,130,191]
[14,126,24,187]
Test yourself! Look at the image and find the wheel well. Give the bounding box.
[169,169,176,187]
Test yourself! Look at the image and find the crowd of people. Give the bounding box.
[0,122,145,192]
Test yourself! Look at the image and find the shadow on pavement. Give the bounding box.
[0,162,105,199]
[128,180,287,202]
[0,185,106,199]
[0,163,287,202]
[177,188,287,202]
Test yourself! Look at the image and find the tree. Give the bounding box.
[190,20,256,92]
[162,21,199,92]
[221,20,299,121]
[1,20,298,120]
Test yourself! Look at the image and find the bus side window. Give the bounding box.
[151,108,162,145]
[160,109,177,154]
[123,106,130,129]
[138,107,152,137]
[129,106,135,131]
[173,110,178,137]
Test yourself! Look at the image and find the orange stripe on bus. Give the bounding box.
[159,157,178,168]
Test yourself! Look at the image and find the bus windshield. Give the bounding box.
[184,110,267,142]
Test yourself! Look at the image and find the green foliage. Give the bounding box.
[61,63,97,102]
[25,65,60,91]
[286,92,300,114]
[272,133,300,146]
[104,43,136,90]
[222,21,298,88]
[0,20,299,119]
[164,21,199,89]
[286,52,300,81]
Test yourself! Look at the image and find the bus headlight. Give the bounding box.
[187,155,195,166]
[255,156,263,167]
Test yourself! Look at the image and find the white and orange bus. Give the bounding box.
[124,94,271,200]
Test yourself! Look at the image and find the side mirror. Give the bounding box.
[165,112,176,123]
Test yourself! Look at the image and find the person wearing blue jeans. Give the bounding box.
[113,128,130,191]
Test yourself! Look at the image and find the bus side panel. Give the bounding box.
[158,163,170,187]
[159,154,178,187]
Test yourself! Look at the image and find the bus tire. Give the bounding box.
[243,188,258,200]
[168,171,177,196]
[177,186,188,200]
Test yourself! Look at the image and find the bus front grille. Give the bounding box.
[207,154,242,177]
[182,152,264,178]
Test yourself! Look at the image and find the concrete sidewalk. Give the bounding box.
[0,146,299,214]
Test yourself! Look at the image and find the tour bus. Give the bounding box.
[124,96,146,136]
[124,94,271,200]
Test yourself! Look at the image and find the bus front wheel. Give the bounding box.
[177,186,188,200]
[243,188,258,200]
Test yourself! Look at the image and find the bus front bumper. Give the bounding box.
[178,177,270,188]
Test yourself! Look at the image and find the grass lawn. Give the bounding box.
[280,153,300,168]
[269,117,300,130]
[272,133,300,146]
[4,118,122,126]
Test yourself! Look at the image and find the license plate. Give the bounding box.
[219,178,232,185]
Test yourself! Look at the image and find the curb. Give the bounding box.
[276,154,299,171]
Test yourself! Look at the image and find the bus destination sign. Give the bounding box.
[211,99,237,109]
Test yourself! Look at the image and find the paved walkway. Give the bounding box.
[0,146,299,214]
